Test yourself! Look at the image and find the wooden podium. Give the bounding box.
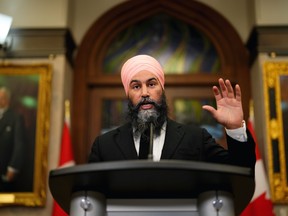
[49,160,254,216]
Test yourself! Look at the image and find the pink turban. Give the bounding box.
[121,55,165,96]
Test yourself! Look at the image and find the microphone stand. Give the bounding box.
[147,122,154,160]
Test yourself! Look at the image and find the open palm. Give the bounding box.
[202,78,244,129]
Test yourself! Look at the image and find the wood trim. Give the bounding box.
[0,28,76,66]
[246,26,288,65]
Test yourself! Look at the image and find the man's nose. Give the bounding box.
[141,86,149,97]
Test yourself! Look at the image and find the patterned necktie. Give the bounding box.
[139,129,150,159]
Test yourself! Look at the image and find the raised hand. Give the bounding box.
[202,78,244,129]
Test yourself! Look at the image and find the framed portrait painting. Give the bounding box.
[263,61,288,203]
[0,64,51,206]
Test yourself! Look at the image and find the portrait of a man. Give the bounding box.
[0,87,26,192]
[0,71,40,193]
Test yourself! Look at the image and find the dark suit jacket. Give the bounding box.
[0,109,25,176]
[88,119,256,169]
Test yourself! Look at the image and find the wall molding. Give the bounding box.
[0,28,76,66]
[246,26,288,65]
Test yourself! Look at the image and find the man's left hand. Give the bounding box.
[202,78,244,129]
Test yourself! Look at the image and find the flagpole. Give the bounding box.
[64,99,70,126]
[249,99,254,125]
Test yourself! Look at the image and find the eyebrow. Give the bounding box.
[130,77,157,85]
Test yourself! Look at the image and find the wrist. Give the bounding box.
[226,120,245,129]
[225,120,247,142]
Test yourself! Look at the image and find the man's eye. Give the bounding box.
[132,85,140,89]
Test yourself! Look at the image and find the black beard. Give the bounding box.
[126,93,168,137]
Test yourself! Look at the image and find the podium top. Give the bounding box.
[49,160,254,214]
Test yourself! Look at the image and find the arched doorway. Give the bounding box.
[72,0,250,163]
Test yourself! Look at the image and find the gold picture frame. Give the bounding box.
[264,61,288,203]
[0,64,51,206]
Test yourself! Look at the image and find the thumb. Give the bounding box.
[202,105,216,116]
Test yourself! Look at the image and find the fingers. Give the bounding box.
[225,79,235,98]
[218,78,227,97]
[235,84,242,102]
[216,78,240,99]
[212,85,222,101]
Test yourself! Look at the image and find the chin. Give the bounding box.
[138,109,158,122]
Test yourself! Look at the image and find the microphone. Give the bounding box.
[147,117,155,160]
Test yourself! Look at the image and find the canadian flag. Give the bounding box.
[240,116,275,215]
[51,100,75,216]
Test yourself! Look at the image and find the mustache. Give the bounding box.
[132,97,160,111]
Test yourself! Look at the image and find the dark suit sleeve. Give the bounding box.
[205,128,256,169]
[88,129,132,162]
[88,136,102,162]
[9,114,26,171]
[226,129,256,169]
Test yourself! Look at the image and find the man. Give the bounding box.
[0,87,25,191]
[88,55,256,169]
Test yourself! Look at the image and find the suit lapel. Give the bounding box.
[161,119,185,159]
[115,123,138,159]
